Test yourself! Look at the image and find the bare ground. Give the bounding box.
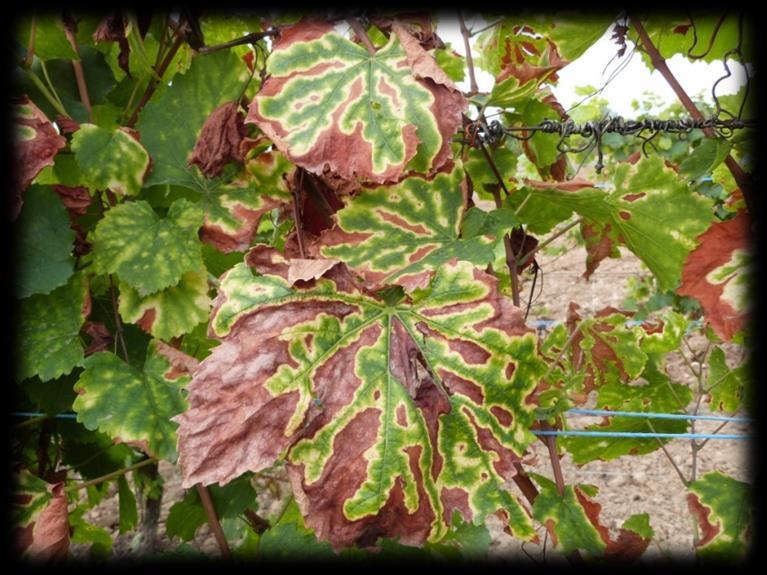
[69,231,752,561]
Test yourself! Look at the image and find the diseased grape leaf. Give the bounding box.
[510,158,713,290]
[687,471,751,559]
[136,49,249,188]
[564,303,648,399]
[176,247,544,548]
[73,340,195,461]
[119,270,211,341]
[13,470,70,559]
[12,96,67,219]
[71,124,150,197]
[605,513,653,561]
[433,47,465,83]
[166,475,256,542]
[317,163,494,291]
[16,272,88,382]
[89,199,204,296]
[188,101,246,178]
[706,346,748,414]
[14,185,74,298]
[560,357,692,464]
[247,19,466,184]
[678,210,751,341]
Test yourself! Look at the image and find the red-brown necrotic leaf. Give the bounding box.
[678,210,751,341]
[12,96,67,220]
[14,472,69,560]
[188,101,247,179]
[175,247,544,549]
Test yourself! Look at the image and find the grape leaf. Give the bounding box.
[166,475,256,542]
[176,248,544,548]
[706,346,747,413]
[136,49,249,188]
[13,470,69,559]
[69,505,112,558]
[529,474,606,556]
[14,185,74,298]
[511,158,713,290]
[188,101,246,178]
[17,16,78,61]
[258,499,335,559]
[89,199,204,296]
[247,19,466,184]
[16,272,88,382]
[119,270,211,341]
[678,210,751,341]
[13,96,66,219]
[317,163,494,291]
[71,123,150,197]
[433,47,465,82]
[73,340,194,461]
[687,471,751,559]
[117,475,138,533]
[680,139,732,181]
[560,357,692,464]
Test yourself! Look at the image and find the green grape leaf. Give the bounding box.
[16,272,88,382]
[136,49,249,188]
[69,505,112,558]
[166,475,256,542]
[433,47,465,82]
[247,19,466,183]
[14,185,74,298]
[13,470,70,559]
[89,199,204,296]
[687,471,751,559]
[560,357,692,464]
[512,157,714,290]
[530,474,606,556]
[117,475,138,533]
[464,145,517,199]
[73,340,194,461]
[71,124,150,197]
[680,139,732,181]
[17,17,78,61]
[13,96,67,219]
[176,248,544,549]
[317,163,494,291]
[59,422,135,479]
[119,270,211,341]
[678,209,751,341]
[706,346,747,413]
[258,499,335,559]
[462,206,520,239]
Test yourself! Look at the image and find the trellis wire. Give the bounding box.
[12,409,751,440]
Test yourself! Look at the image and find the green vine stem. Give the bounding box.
[65,457,158,493]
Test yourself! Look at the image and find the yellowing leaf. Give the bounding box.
[248,19,466,184]
[176,248,544,548]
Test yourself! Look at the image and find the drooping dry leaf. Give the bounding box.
[14,471,69,560]
[12,96,67,219]
[188,101,247,178]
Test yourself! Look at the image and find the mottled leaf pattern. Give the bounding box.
[678,210,751,341]
[71,124,150,197]
[119,271,211,341]
[74,340,194,461]
[687,471,751,558]
[176,248,544,548]
[89,199,204,296]
[248,19,466,183]
[13,470,70,559]
[706,346,747,413]
[317,163,494,291]
[14,185,74,298]
[16,273,88,382]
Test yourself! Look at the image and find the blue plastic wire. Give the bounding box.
[566,408,751,424]
[532,430,750,440]
[13,412,77,419]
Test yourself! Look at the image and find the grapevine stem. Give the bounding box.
[292,171,307,258]
[469,18,505,38]
[646,420,689,486]
[24,16,36,67]
[541,323,583,383]
[25,70,68,118]
[197,30,279,55]
[39,60,67,113]
[346,17,376,55]
[63,18,92,121]
[14,414,50,430]
[630,15,755,217]
[196,484,231,557]
[518,218,583,269]
[458,11,478,95]
[65,457,158,493]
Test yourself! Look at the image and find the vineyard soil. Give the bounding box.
[70,235,751,560]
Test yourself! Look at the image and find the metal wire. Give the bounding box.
[532,430,750,440]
